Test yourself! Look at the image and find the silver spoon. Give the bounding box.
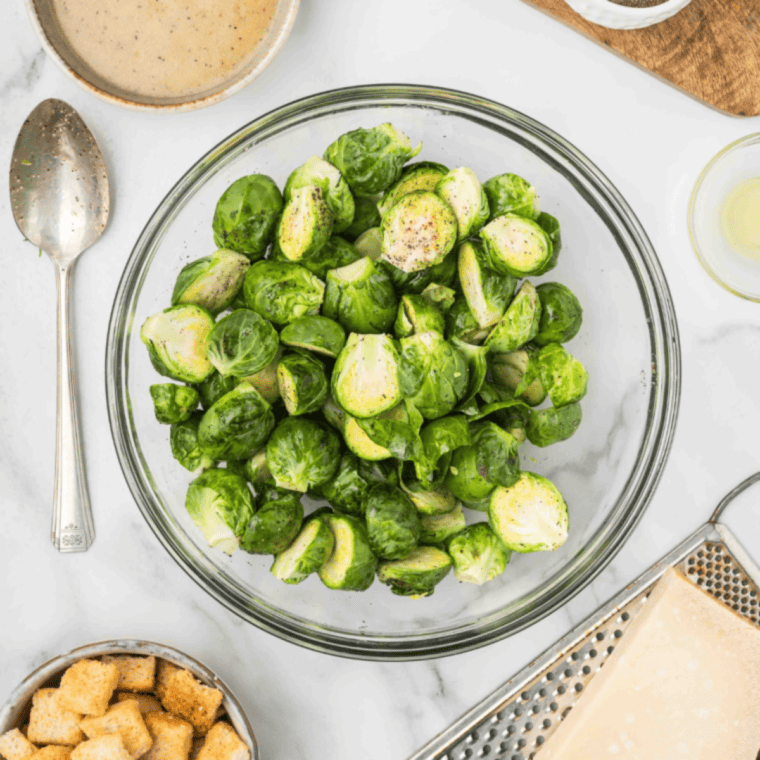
[9,99,109,552]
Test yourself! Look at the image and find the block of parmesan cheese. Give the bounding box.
[538,567,760,759]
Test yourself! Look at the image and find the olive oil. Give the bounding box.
[720,178,760,261]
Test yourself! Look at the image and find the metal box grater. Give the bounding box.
[409,473,760,760]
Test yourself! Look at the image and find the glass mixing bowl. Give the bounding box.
[106,85,680,660]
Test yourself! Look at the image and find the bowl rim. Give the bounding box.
[567,0,690,14]
[106,83,681,660]
[23,0,299,112]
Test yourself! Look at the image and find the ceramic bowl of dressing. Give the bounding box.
[24,0,298,111]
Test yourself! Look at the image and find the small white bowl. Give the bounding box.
[563,0,692,29]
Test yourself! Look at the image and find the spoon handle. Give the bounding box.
[51,263,95,552]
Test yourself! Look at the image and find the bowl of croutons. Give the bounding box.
[0,641,257,760]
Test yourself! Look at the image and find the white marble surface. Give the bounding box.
[1,1,760,758]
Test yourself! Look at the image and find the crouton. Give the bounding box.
[79,701,152,759]
[32,747,72,760]
[114,695,163,717]
[160,672,222,736]
[195,724,248,760]
[59,661,120,717]
[153,663,180,704]
[70,736,132,760]
[142,714,192,760]
[101,658,155,694]
[0,728,36,760]
[28,689,84,746]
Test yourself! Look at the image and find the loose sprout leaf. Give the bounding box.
[471,421,521,489]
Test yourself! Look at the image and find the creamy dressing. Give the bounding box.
[52,0,276,98]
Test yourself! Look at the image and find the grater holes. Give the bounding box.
[488,729,498,741]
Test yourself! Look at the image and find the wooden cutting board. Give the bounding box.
[520,0,760,116]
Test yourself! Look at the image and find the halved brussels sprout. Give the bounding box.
[403,484,458,516]
[485,281,542,353]
[324,123,421,197]
[149,384,199,424]
[198,383,275,461]
[141,305,215,384]
[266,417,341,492]
[342,197,381,241]
[277,186,334,262]
[491,350,547,406]
[352,401,424,463]
[297,236,361,280]
[353,226,383,260]
[534,283,583,346]
[243,260,325,326]
[488,471,569,553]
[343,404,401,461]
[448,523,511,585]
[239,348,282,405]
[170,412,215,473]
[394,294,445,338]
[381,191,458,273]
[240,489,304,555]
[321,393,347,431]
[319,514,377,591]
[480,214,554,278]
[332,333,403,418]
[457,239,517,329]
[171,249,251,315]
[284,155,355,234]
[483,173,540,221]
[196,372,238,410]
[244,449,271,483]
[276,352,329,416]
[421,283,456,314]
[377,546,452,598]
[280,315,346,358]
[185,468,254,555]
[364,483,421,560]
[535,343,589,407]
[205,309,279,378]
[471,420,521,488]
[436,167,490,240]
[212,174,283,259]
[378,161,449,217]
[323,257,397,334]
[311,452,368,516]
[444,445,496,504]
[527,402,582,447]
[445,296,491,344]
[271,514,335,584]
[419,505,466,545]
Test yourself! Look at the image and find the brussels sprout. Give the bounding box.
[444,445,496,504]
[381,191,458,273]
[491,350,547,407]
[378,161,449,217]
[244,449,271,482]
[324,123,421,197]
[297,236,361,280]
[457,239,517,329]
[196,372,238,409]
[394,294,445,338]
[415,414,472,485]
[428,249,459,287]
[480,214,554,278]
[527,402,582,447]
[321,394,347,431]
[277,186,334,262]
[471,392,532,444]
[284,155,355,234]
[332,333,403,418]
[421,283,456,314]
[353,226,383,260]
[483,173,540,221]
[198,383,275,461]
[280,315,346,358]
[530,344,589,408]
[403,485,458,516]
[311,452,369,516]
[445,296,491,344]
[271,513,335,584]
[400,331,468,419]
[471,420,521,488]
[170,412,215,473]
[240,348,282,404]
[435,167,490,240]
[450,338,488,414]
[485,281,542,353]
[364,483,421,560]
[323,257,397,334]
[185,468,254,555]
[266,417,341,492]
[419,505,466,545]
[381,261,434,295]
[240,489,304,554]
[212,174,283,259]
[171,249,251,315]
[488,471,569,553]
[243,260,325,326]
[537,211,562,254]
[149,384,199,424]
[534,283,583,346]
[377,546,452,598]
[205,309,279,378]
[276,352,329,416]
[342,197,381,241]
[352,401,424,463]
[448,523,511,585]
[141,305,215,384]
[319,513,378,591]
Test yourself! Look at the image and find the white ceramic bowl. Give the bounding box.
[563,0,692,29]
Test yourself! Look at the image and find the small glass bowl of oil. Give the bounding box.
[689,133,760,301]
